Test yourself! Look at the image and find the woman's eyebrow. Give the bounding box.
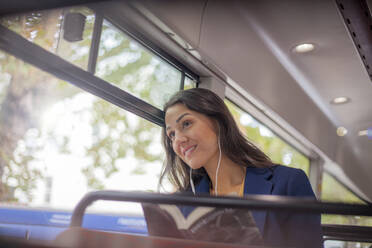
[176,113,190,123]
[166,113,191,131]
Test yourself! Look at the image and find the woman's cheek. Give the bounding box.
[172,143,182,158]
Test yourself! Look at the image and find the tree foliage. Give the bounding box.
[0,9,63,201]
[321,173,372,228]
[0,7,179,202]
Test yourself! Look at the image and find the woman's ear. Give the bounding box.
[213,120,221,137]
[210,118,220,137]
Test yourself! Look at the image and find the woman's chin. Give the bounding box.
[187,161,204,170]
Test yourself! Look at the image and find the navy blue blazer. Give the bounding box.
[182,165,323,247]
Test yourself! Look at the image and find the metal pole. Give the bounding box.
[87,12,103,74]
[70,190,372,227]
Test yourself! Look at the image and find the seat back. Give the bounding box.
[55,227,264,248]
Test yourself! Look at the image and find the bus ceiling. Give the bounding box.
[0,0,372,201]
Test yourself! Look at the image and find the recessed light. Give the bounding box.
[330,96,350,105]
[358,128,372,138]
[358,130,368,136]
[293,43,315,53]
[337,127,348,136]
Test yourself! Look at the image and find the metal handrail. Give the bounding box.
[322,224,372,242]
[70,190,372,227]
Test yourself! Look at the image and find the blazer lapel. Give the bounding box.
[195,176,210,194]
[194,167,274,235]
[243,167,273,235]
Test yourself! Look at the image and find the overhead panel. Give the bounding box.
[336,0,372,81]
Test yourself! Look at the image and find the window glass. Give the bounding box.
[56,7,95,70]
[0,51,169,212]
[324,240,372,248]
[0,7,94,71]
[321,172,372,227]
[95,20,182,109]
[225,100,310,175]
[1,9,186,109]
[184,76,197,89]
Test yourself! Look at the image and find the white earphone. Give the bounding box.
[214,131,222,196]
[189,128,221,195]
[190,168,196,194]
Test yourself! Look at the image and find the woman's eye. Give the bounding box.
[168,131,175,140]
[182,120,191,128]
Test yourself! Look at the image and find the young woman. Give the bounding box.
[159,88,322,247]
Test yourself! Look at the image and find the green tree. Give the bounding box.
[321,173,372,228]
[0,9,63,201]
[0,8,179,202]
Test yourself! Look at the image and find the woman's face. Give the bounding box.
[165,104,219,170]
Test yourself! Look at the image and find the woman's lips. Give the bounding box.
[184,145,196,157]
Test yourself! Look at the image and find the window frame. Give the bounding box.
[99,6,198,85]
[0,5,199,127]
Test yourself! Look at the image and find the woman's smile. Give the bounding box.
[183,145,197,158]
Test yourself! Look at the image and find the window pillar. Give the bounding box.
[199,76,226,99]
[309,156,324,199]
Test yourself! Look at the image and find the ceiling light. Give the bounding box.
[358,130,368,136]
[293,43,315,53]
[358,128,372,138]
[336,127,348,136]
[330,96,350,105]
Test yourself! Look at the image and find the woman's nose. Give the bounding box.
[174,132,187,145]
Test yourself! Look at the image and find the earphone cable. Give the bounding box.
[215,132,222,196]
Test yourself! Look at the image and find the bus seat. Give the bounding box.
[54,227,264,248]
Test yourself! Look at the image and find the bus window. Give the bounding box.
[95,19,182,109]
[184,76,197,90]
[225,99,310,175]
[0,7,185,110]
[324,240,372,248]
[1,7,95,71]
[321,172,372,227]
[0,6,195,211]
[0,51,171,210]
[56,7,95,70]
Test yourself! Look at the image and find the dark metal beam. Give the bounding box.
[0,0,105,16]
[323,224,372,242]
[0,25,165,126]
[87,12,103,74]
[336,0,372,81]
[70,190,372,227]
[180,71,185,90]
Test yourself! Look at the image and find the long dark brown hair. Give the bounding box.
[159,88,273,191]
